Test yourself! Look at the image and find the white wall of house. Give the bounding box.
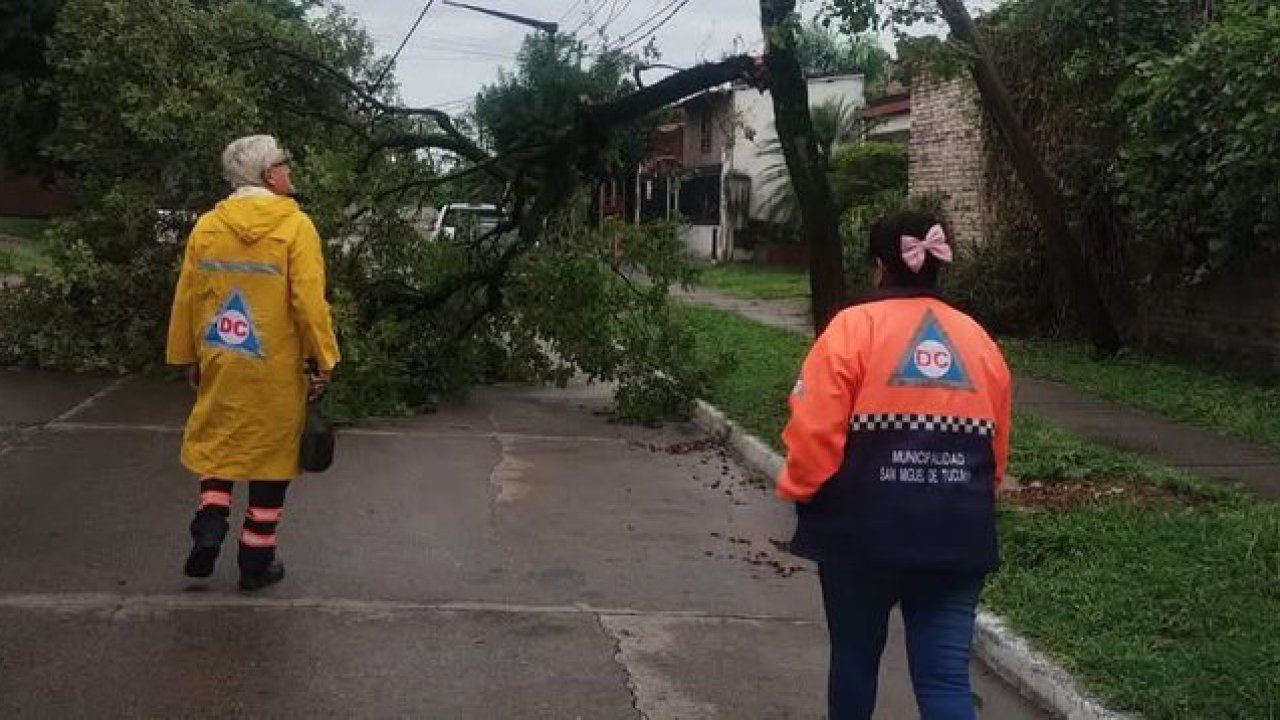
[726,74,867,221]
[683,225,724,260]
[869,113,911,139]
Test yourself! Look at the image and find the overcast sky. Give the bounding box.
[338,0,996,111]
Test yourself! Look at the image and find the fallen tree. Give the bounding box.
[0,2,763,422]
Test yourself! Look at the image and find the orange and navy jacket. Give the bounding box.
[778,289,1012,572]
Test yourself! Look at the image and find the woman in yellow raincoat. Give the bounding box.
[166,134,340,590]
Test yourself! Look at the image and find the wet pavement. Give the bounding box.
[0,370,1047,719]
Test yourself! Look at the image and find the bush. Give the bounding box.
[0,216,179,372]
[829,141,908,210]
[944,228,1072,337]
[1116,3,1280,282]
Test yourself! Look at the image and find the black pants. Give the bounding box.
[197,478,289,568]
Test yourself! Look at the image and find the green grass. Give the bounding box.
[697,263,810,300]
[1004,338,1280,453]
[0,240,53,275]
[678,303,808,445]
[989,500,1280,719]
[686,274,1280,453]
[679,303,1280,719]
[0,216,51,241]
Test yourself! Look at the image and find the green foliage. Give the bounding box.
[1116,3,1280,281]
[821,0,941,37]
[473,34,648,176]
[758,99,866,231]
[794,16,890,81]
[0,0,721,426]
[0,0,59,176]
[974,0,1207,336]
[829,141,906,209]
[944,227,1070,336]
[675,304,808,446]
[500,218,711,426]
[0,0,371,373]
[0,218,180,371]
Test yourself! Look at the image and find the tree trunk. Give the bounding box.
[760,0,846,333]
[935,0,1122,353]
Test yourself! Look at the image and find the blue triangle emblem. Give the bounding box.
[890,309,973,390]
[203,289,264,357]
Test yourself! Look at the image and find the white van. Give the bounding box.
[430,203,507,242]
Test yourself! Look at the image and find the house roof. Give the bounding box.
[862,94,911,119]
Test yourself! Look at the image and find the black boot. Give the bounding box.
[238,546,286,591]
[184,507,229,578]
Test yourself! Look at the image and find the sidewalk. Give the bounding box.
[678,285,1280,501]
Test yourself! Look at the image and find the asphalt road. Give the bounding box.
[0,370,1047,719]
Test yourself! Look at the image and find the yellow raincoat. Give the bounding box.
[166,193,340,481]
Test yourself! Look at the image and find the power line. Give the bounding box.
[372,0,438,90]
[589,0,636,49]
[617,0,690,52]
[598,0,631,31]
[607,0,679,48]
[558,0,585,22]
[613,0,679,40]
[567,0,607,37]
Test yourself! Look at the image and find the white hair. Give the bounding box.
[221,135,288,189]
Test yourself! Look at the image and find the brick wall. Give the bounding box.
[907,76,988,248]
[1141,262,1280,378]
[906,75,1280,378]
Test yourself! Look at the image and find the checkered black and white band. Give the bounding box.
[849,413,996,437]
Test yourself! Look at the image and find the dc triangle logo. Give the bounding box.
[204,289,264,357]
[890,309,973,390]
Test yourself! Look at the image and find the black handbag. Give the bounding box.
[300,399,334,473]
[300,375,335,473]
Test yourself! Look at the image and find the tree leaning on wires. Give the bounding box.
[0,0,774,424]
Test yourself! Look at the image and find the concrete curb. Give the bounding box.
[691,399,1133,720]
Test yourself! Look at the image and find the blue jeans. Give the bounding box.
[818,563,985,720]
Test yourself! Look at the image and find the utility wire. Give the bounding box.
[558,0,585,22]
[372,0,438,90]
[606,0,679,49]
[617,0,690,52]
[567,0,608,37]
[588,0,636,51]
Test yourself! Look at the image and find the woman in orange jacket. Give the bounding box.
[778,211,1012,720]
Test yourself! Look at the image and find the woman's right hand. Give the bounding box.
[307,369,331,401]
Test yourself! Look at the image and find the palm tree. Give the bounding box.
[758,98,864,231]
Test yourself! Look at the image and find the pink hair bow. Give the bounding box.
[900,224,953,273]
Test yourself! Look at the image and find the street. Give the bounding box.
[0,370,1044,719]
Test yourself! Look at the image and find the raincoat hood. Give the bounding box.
[213,194,300,245]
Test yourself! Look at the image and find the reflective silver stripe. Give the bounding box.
[198,260,281,275]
